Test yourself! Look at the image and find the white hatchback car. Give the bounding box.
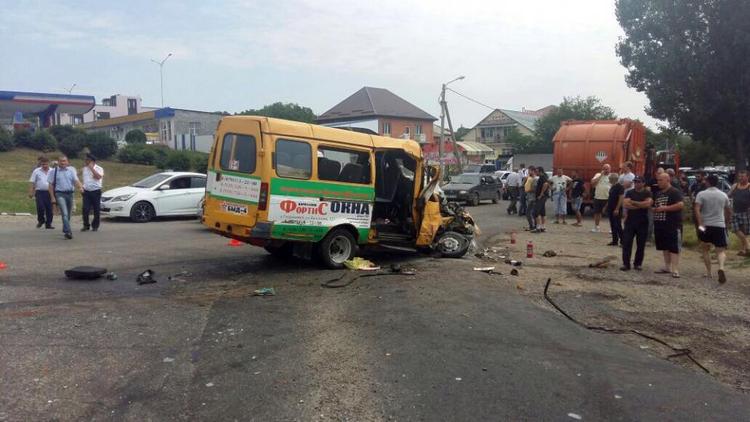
[101,172,207,222]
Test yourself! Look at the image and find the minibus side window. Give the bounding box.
[276,139,311,179]
[318,146,371,184]
[220,134,256,173]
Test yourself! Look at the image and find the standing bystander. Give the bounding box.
[653,173,684,278]
[569,171,585,226]
[28,156,54,229]
[505,168,522,215]
[524,166,538,231]
[549,168,572,224]
[532,167,550,233]
[606,174,624,246]
[47,155,83,239]
[694,175,732,283]
[729,170,750,257]
[591,164,613,232]
[621,177,652,271]
[81,153,104,232]
[518,164,528,216]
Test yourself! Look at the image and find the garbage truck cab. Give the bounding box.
[202,116,476,268]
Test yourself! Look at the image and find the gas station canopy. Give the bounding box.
[0,90,95,126]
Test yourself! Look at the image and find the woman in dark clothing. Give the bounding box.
[606,173,624,245]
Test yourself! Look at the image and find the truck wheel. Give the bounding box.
[435,231,471,258]
[317,228,357,269]
[469,193,480,206]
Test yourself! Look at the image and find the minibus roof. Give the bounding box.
[221,116,422,157]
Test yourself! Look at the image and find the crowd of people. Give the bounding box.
[27,154,104,240]
[501,162,750,283]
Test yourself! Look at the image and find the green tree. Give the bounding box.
[85,132,118,159]
[616,0,750,170]
[125,129,147,145]
[505,127,549,154]
[0,127,13,152]
[59,132,87,158]
[454,126,470,140]
[534,96,616,146]
[237,102,316,123]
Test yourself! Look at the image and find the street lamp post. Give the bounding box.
[151,53,173,107]
[439,75,465,178]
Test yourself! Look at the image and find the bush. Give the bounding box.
[125,129,147,145]
[118,144,171,166]
[85,132,118,159]
[163,151,192,171]
[49,125,78,143]
[59,132,87,158]
[192,153,208,173]
[13,130,33,148]
[30,130,58,152]
[0,127,13,152]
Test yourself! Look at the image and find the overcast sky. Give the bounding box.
[0,0,659,129]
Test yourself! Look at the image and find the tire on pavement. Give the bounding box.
[317,228,358,269]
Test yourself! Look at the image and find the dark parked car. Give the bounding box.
[443,173,500,206]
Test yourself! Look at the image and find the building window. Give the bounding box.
[480,128,494,139]
[318,146,371,184]
[95,112,111,120]
[102,95,117,107]
[127,99,137,115]
[415,124,422,135]
[72,115,84,125]
[275,139,312,179]
[160,120,171,144]
[382,122,391,135]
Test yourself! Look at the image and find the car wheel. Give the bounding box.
[492,192,499,204]
[317,228,358,269]
[435,231,471,258]
[469,193,480,206]
[130,201,155,223]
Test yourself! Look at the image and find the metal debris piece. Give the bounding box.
[542,250,557,257]
[105,272,118,281]
[252,287,276,296]
[136,269,157,285]
[588,256,616,268]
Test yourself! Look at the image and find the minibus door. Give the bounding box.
[207,124,263,228]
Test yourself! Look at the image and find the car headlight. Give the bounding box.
[459,190,468,194]
[112,193,136,202]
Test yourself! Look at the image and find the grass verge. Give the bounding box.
[0,148,158,214]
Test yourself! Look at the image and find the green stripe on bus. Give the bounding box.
[208,193,259,205]
[270,178,374,200]
[216,170,261,179]
[271,224,370,244]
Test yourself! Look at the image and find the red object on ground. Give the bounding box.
[0,262,7,269]
[526,241,534,258]
[511,232,517,244]
[227,239,243,247]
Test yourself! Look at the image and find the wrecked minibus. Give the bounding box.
[202,116,477,268]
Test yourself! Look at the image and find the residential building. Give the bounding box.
[80,107,223,153]
[316,87,437,143]
[423,124,495,165]
[55,94,155,126]
[460,106,555,157]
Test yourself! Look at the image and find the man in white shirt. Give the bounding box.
[591,164,613,232]
[549,168,572,224]
[81,153,104,232]
[505,169,523,215]
[618,161,636,191]
[28,156,54,229]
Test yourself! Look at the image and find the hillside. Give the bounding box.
[0,148,158,214]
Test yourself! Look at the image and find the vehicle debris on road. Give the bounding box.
[588,256,617,268]
[343,257,380,271]
[252,287,276,296]
[136,269,157,285]
[64,266,107,280]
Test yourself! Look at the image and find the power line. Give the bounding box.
[446,87,497,111]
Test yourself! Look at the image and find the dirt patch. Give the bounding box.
[481,225,750,391]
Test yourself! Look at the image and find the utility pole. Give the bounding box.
[439,76,465,178]
[151,53,173,107]
[66,83,76,94]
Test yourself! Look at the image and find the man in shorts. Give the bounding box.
[653,172,684,278]
[591,164,613,232]
[729,170,750,257]
[694,175,732,283]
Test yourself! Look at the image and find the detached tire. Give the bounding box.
[317,228,358,269]
[435,231,471,258]
[130,201,155,223]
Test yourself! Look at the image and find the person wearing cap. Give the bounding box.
[620,176,652,271]
[81,153,104,232]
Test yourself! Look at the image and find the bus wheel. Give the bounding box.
[435,231,470,258]
[318,228,357,269]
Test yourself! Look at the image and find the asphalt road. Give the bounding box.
[1,209,749,421]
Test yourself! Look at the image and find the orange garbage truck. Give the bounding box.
[552,119,647,211]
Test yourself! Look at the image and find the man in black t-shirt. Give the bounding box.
[620,177,653,270]
[606,174,624,246]
[653,173,685,278]
[570,171,585,226]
